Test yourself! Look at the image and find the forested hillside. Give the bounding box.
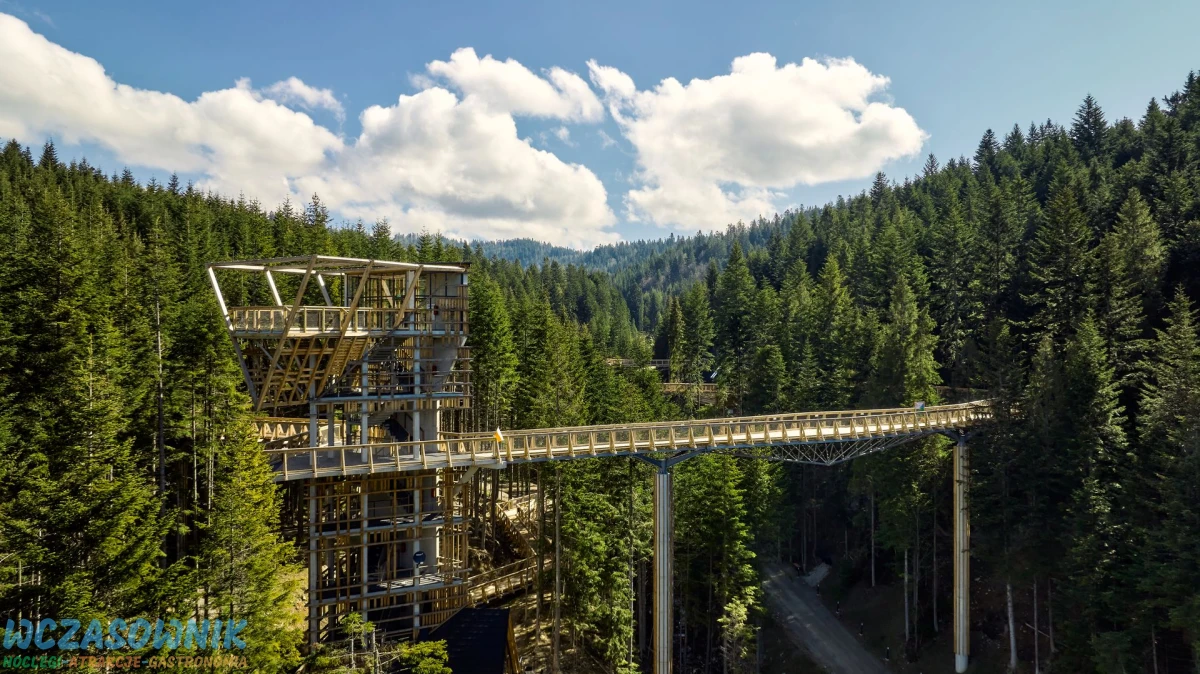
[2,68,1200,674]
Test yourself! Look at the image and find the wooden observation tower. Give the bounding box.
[207,255,473,644]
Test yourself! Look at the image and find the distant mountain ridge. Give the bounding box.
[396,212,805,275]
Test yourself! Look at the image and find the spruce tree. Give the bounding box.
[1138,290,1200,664]
[1026,179,1094,340]
[714,243,756,411]
[201,420,302,671]
[927,190,980,384]
[1110,189,1166,312]
[469,272,519,432]
[1071,95,1109,163]
[813,257,858,408]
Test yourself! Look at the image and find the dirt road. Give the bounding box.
[761,561,891,674]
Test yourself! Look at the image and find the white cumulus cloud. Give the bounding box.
[0,14,617,248]
[422,47,603,122]
[296,89,612,246]
[588,53,927,229]
[255,76,345,122]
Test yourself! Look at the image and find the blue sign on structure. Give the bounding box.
[413,550,426,565]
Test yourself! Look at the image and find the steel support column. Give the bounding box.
[953,433,970,673]
[653,464,673,674]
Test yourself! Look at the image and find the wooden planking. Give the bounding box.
[267,401,992,481]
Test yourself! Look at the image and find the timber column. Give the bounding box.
[953,433,970,673]
[653,464,673,674]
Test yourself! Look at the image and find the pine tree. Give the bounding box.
[977,179,1023,320]
[927,189,980,384]
[746,344,786,414]
[664,296,686,382]
[201,420,302,671]
[1071,95,1109,163]
[785,212,814,274]
[0,180,171,623]
[1110,189,1166,312]
[1026,179,1094,340]
[1059,316,1137,672]
[975,129,1000,175]
[813,257,858,408]
[675,454,758,672]
[469,272,519,432]
[714,242,757,411]
[369,218,394,260]
[1094,229,1147,387]
[923,153,940,179]
[679,283,715,391]
[869,276,940,407]
[38,140,58,170]
[1138,290,1200,665]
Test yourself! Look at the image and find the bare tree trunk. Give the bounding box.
[914,509,920,646]
[706,558,714,674]
[1006,581,1018,672]
[628,460,636,669]
[870,486,876,588]
[810,469,817,565]
[1033,580,1040,674]
[933,488,939,633]
[1152,627,1158,674]
[639,558,648,661]
[553,467,562,672]
[800,510,807,573]
[1048,578,1055,654]
[800,466,807,573]
[536,465,545,641]
[904,548,910,645]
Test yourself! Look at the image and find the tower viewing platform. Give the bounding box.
[208,255,473,644]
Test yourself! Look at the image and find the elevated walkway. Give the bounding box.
[266,401,990,481]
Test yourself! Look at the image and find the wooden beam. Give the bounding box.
[400,266,425,326]
[310,261,376,399]
[316,274,333,307]
[265,270,283,306]
[380,278,395,308]
[207,266,258,403]
[257,255,317,411]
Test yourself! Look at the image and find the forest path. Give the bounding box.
[762,561,891,674]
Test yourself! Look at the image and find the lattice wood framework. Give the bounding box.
[208,255,473,646]
[303,471,471,643]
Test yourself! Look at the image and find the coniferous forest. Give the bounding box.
[2,70,1200,673]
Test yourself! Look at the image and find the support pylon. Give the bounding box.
[653,464,673,674]
[953,433,970,673]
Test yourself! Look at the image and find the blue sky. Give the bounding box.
[1,0,1198,247]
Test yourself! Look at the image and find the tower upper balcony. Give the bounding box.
[207,255,470,413]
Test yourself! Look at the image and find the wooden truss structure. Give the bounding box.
[209,255,473,646]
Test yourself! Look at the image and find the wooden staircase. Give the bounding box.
[469,489,550,605]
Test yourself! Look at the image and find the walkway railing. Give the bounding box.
[228,300,468,337]
[468,558,537,604]
[265,401,991,481]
